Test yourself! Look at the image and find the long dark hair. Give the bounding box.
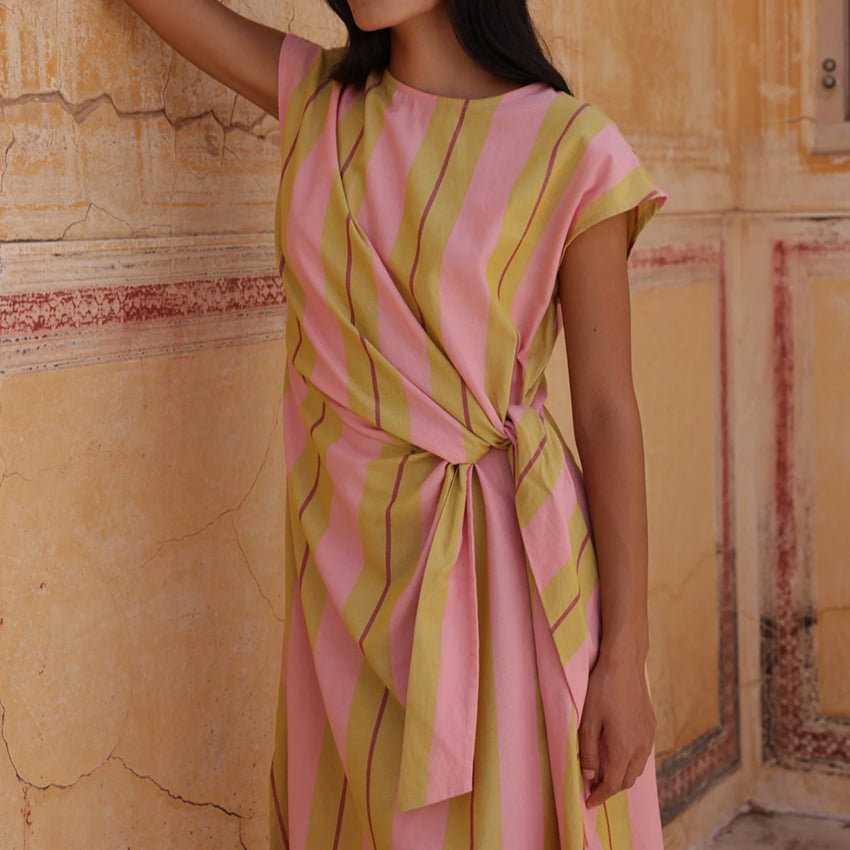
[323,0,573,95]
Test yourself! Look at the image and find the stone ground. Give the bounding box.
[699,809,850,849]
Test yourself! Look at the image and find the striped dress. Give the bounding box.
[270,32,668,850]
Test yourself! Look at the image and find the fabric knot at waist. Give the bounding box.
[397,395,573,812]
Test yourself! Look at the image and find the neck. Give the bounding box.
[389,7,523,99]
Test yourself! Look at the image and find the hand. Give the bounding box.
[578,650,656,808]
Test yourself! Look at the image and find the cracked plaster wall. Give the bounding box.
[0,1,342,847]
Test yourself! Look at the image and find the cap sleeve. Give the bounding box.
[277,33,341,139]
[559,105,667,264]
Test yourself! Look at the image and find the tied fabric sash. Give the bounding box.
[396,399,589,812]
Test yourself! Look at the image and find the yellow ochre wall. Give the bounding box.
[1,1,849,847]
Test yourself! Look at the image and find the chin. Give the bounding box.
[347,2,390,31]
[348,0,439,32]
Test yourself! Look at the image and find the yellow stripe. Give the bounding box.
[397,465,467,809]
[305,725,347,845]
[566,166,662,262]
[345,677,403,849]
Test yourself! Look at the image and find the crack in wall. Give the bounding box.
[1,87,278,242]
[0,699,28,790]
[59,202,135,240]
[111,755,246,820]
[0,89,266,135]
[115,402,280,603]
[0,108,15,195]
[3,700,249,834]
[232,517,284,623]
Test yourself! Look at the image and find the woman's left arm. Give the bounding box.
[557,210,657,807]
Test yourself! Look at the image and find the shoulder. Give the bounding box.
[541,94,634,162]
[279,32,346,86]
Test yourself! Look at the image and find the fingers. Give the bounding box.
[583,734,653,808]
[577,715,601,784]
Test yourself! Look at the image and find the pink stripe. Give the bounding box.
[280,79,331,184]
[408,102,469,325]
[437,93,555,429]
[277,34,322,134]
[476,449,546,845]
[510,115,644,358]
[570,121,645,225]
[286,588,327,850]
[497,103,590,298]
[282,366,308,471]
[313,591,364,756]
[313,423,385,609]
[519,453,577,589]
[529,581,571,845]
[625,712,665,845]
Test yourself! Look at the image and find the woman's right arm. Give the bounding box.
[123,0,285,117]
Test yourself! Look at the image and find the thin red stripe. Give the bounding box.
[298,403,328,519]
[516,432,548,490]
[408,101,470,325]
[549,593,579,634]
[575,532,590,571]
[339,80,382,178]
[344,213,382,428]
[279,78,332,187]
[549,532,590,633]
[366,688,390,850]
[461,381,472,430]
[331,775,348,850]
[298,541,311,586]
[292,315,304,366]
[358,452,412,648]
[602,799,614,848]
[497,102,590,297]
[340,131,364,177]
[469,760,475,849]
[270,763,290,850]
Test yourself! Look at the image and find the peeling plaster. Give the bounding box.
[0,88,279,242]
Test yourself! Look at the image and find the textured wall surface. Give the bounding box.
[1,0,849,848]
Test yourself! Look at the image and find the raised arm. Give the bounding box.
[122,0,285,117]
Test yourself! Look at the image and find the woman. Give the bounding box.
[121,1,668,848]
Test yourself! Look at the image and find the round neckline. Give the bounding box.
[380,66,545,106]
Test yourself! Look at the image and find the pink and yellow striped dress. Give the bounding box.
[270,32,668,850]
